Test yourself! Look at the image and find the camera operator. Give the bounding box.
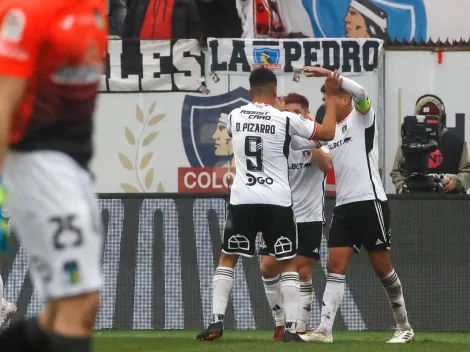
[390,94,470,194]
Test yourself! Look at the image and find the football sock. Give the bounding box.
[49,333,90,352]
[297,280,313,333]
[211,266,234,324]
[262,275,284,327]
[381,270,410,329]
[318,273,345,335]
[0,318,49,351]
[280,272,300,333]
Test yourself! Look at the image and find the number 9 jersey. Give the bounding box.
[227,102,318,206]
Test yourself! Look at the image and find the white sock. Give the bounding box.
[297,280,313,333]
[280,272,300,333]
[262,275,285,326]
[318,273,345,335]
[211,266,234,324]
[381,270,410,330]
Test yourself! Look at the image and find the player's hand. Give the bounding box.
[300,66,331,77]
[324,70,342,96]
[441,178,457,193]
[0,184,9,253]
[275,96,285,111]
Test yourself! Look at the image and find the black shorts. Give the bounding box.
[259,221,322,259]
[222,204,297,260]
[328,200,391,252]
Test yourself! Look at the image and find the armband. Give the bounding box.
[354,97,371,113]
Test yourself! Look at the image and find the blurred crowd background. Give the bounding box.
[108,0,450,43]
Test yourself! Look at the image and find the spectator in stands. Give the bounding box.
[122,0,201,40]
[197,0,242,43]
[108,0,128,36]
[390,94,470,194]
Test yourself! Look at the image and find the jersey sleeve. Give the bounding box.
[287,112,318,140]
[356,98,375,128]
[0,4,44,78]
[291,135,324,151]
[320,145,330,154]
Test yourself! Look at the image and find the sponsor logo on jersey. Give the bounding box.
[179,87,251,192]
[252,47,281,70]
[289,162,313,170]
[328,137,352,150]
[245,173,274,186]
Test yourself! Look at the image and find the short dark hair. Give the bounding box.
[284,93,309,110]
[249,67,277,95]
[320,84,325,93]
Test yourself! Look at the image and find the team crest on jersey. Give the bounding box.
[302,150,311,159]
[179,87,251,193]
[342,125,347,134]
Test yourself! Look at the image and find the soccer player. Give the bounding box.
[259,93,332,341]
[196,67,339,342]
[292,67,414,344]
[0,1,107,351]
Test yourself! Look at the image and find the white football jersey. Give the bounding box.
[291,106,386,206]
[289,146,329,223]
[228,102,318,206]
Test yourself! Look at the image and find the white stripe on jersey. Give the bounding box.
[289,146,328,223]
[228,103,318,206]
[373,200,387,243]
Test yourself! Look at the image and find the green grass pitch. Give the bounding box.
[94,330,470,352]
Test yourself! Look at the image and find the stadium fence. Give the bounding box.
[1,193,469,332]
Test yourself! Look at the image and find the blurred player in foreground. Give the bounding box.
[259,93,332,341]
[196,67,338,342]
[292,67,414,344]
[0,1,107,351]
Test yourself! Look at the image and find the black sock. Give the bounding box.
[48,333,90,352]
[0,318,49,351]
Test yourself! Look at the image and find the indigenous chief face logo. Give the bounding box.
[252,48,281,70]
[179,87,251,192]
[302,0,427,42]
[212,113,233,165]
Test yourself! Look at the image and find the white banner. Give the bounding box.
[207,38,383,76]
[100,39,203,92]
[92,46,380,193]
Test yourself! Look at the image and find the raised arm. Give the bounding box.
[302,70,342,141]
[340,76,370,114]
[301,67,374,126]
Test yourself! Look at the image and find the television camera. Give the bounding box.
[400,115,443,193]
